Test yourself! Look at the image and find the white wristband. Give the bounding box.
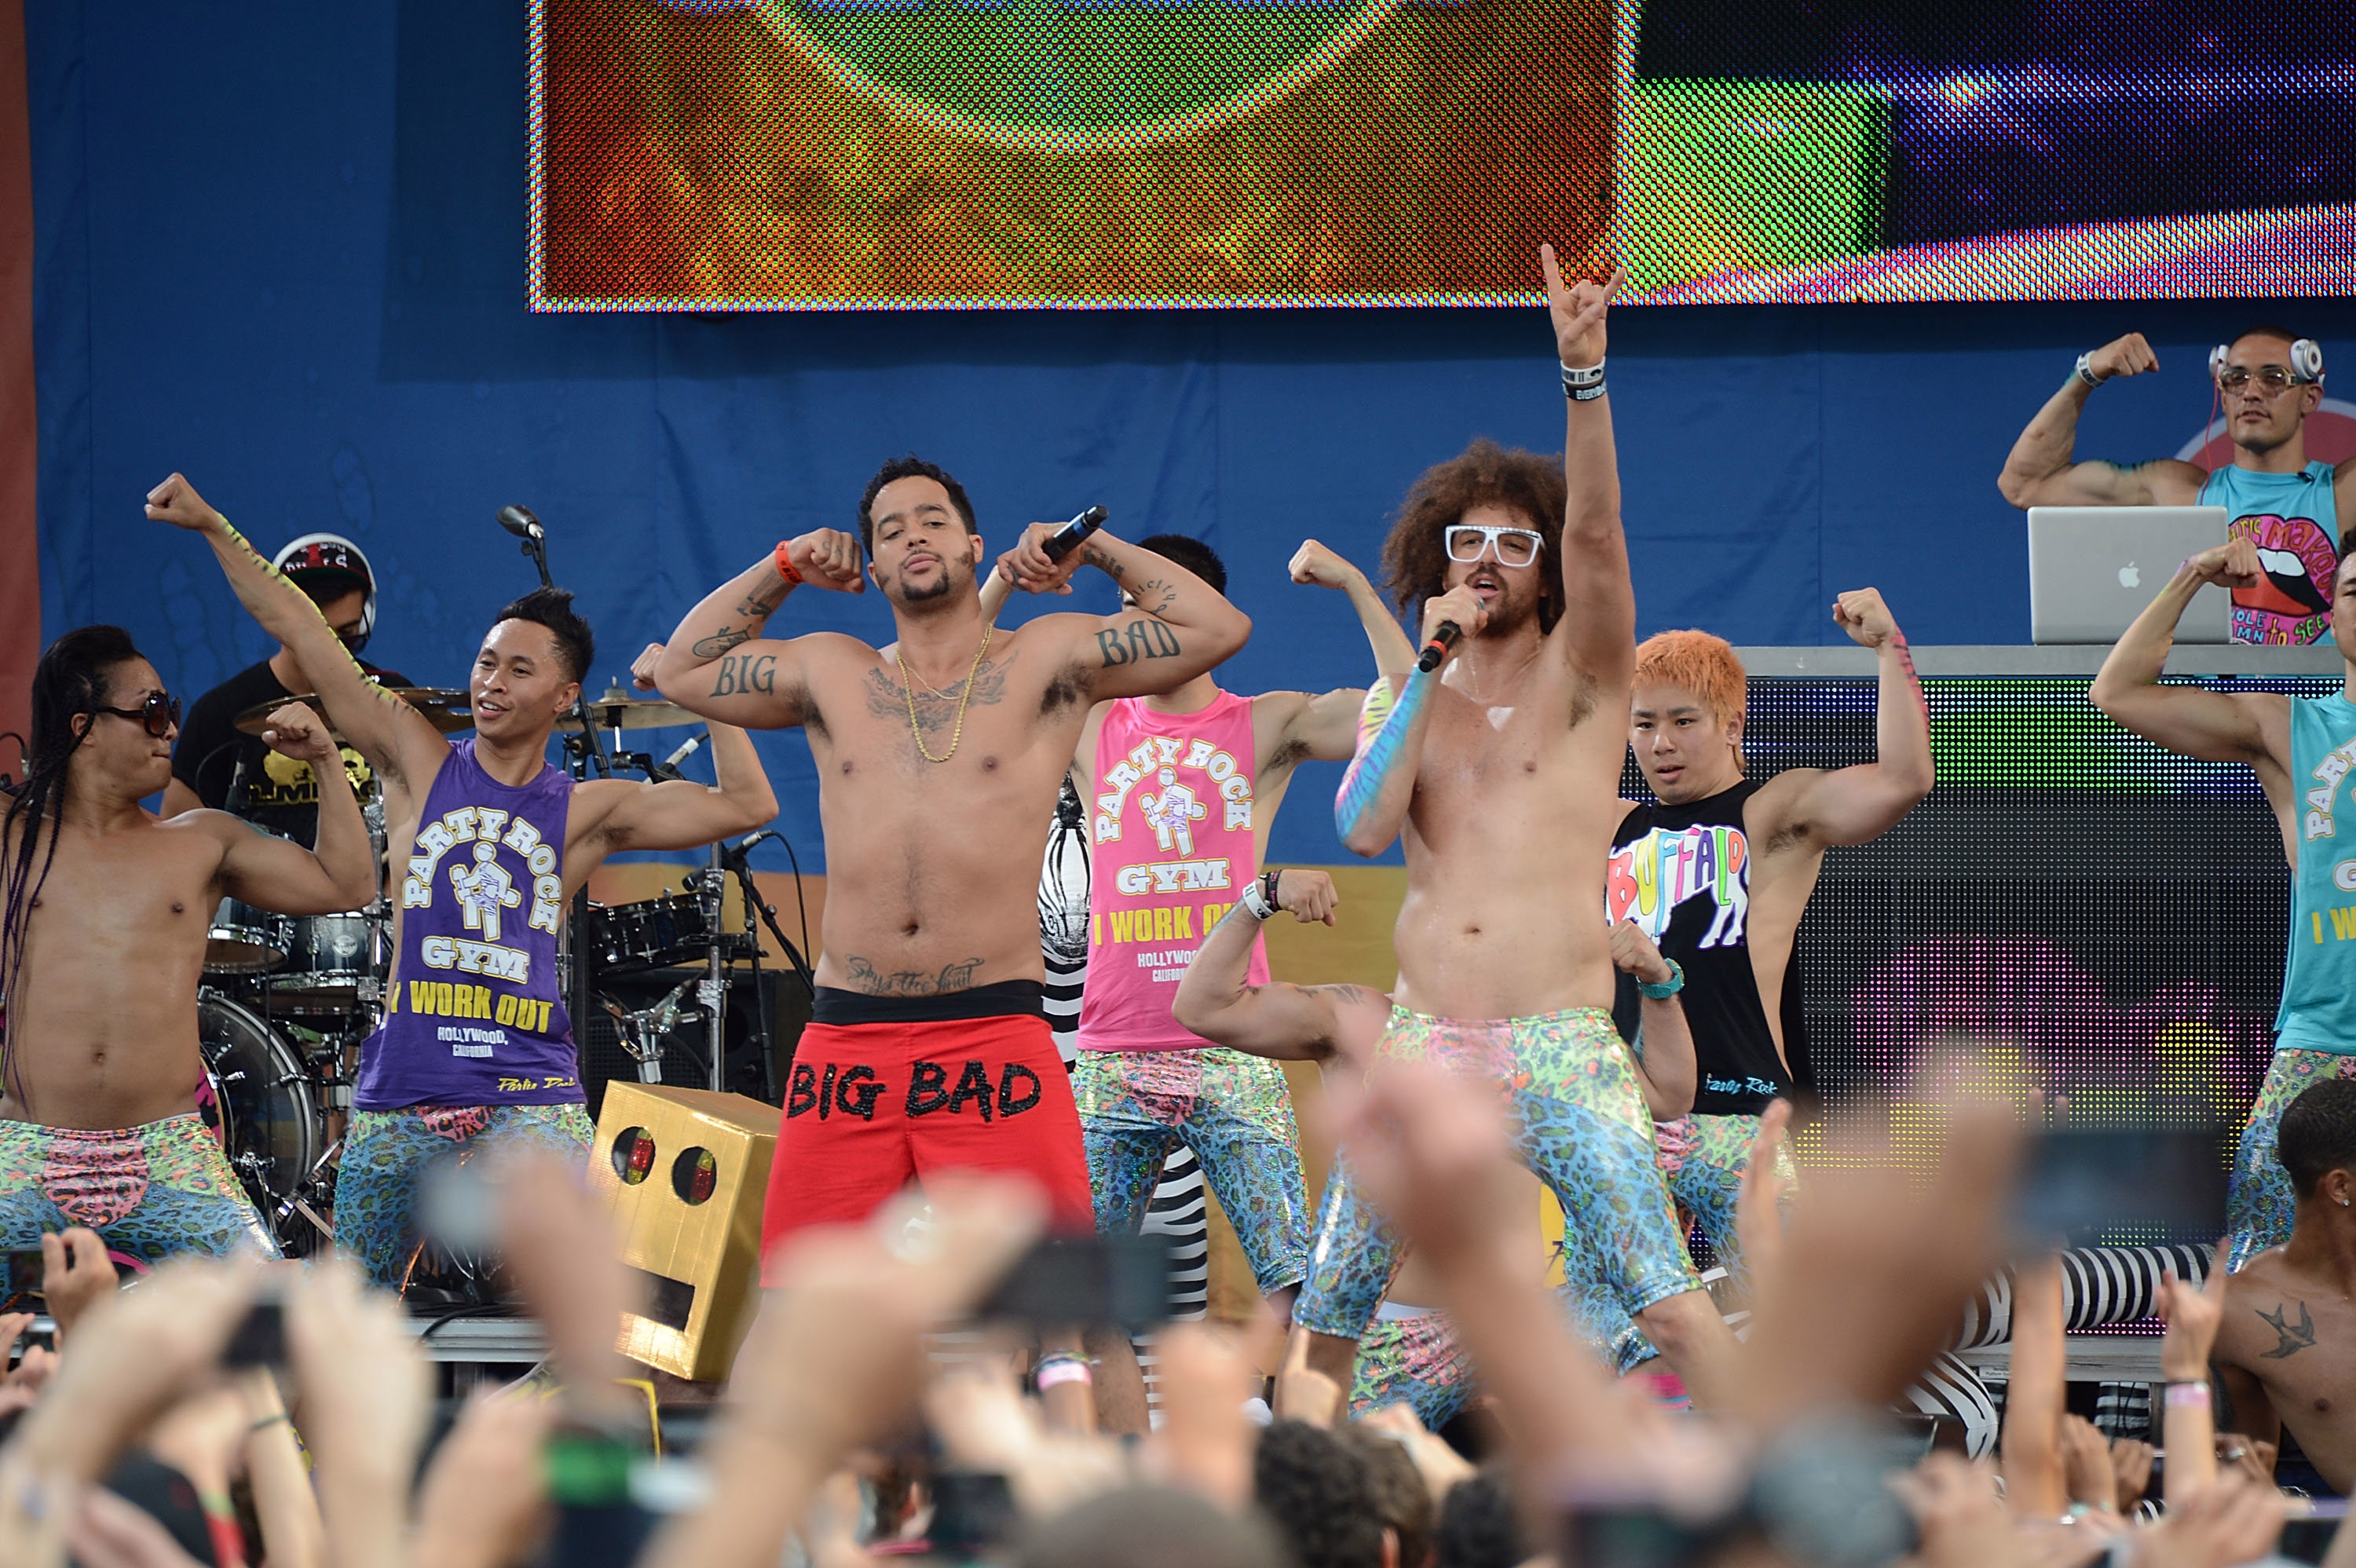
[1239,876,1278,921]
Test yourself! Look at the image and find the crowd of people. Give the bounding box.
[0,251,2352,1565]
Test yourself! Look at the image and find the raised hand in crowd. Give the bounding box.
[38,1226,119,1347]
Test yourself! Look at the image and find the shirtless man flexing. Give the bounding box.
[654,456,1249,1269]
[0,626,374,1265]
[1284,250,1743,1410]
[149,474,778,1287]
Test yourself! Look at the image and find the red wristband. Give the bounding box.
[774,540,803,587]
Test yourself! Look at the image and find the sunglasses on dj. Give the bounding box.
[90,692,181,738]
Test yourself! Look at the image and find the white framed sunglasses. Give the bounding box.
[1444,524,1546,567]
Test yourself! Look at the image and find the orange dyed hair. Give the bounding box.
[1633,630,1749,763]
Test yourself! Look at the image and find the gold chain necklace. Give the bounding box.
[897,626,993,764]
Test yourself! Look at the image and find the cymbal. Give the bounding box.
[584,693,704,731]
[235,686,474,738]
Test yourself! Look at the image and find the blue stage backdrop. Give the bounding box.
[25,2,2356,870]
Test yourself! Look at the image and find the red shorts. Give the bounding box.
[759,1010,1092,1281]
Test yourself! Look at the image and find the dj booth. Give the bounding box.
[1722,641,2340,1142]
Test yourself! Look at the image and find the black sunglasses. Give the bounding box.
[92,692,181,738]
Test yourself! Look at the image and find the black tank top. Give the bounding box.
[1608,780,1807,1116]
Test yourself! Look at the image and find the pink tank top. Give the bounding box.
[1077,692,1269,1053]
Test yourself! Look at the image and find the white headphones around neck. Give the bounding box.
[2209,336,2325,385]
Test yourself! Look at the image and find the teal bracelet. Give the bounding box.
[1639,959,1685,1000]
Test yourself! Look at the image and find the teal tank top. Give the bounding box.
[2197,460,2339,645]
[2280,691,2356,1053]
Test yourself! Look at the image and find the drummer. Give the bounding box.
[161,532,412,835]
[149,474,780,1288]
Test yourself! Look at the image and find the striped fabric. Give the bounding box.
[1948,1243,2212,1350]
[1901,1243,2215,1453]
[1041,787,1212,1325]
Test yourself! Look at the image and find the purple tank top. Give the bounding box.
[353,740,580,1110]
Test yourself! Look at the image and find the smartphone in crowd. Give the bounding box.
[977,1234,1173,1330]
[2011,1124,2227,1248]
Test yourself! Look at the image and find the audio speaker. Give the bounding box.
[590,1082,780,1383]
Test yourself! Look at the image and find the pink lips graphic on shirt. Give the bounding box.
[2229,513,2336,628]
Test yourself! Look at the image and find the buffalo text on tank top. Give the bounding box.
[353,739,582,1109]
[1078,692,1268,1053]
[2198,461,2340,646]
[2279,692,2356,1054]
[1608,780,1806,1114]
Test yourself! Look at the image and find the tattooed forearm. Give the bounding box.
[843,956,987,996]
[690,627,752,660]
[712,653,777,697]
[737,581,789,616]
[1081,543,1125,581]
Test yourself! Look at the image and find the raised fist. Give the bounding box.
[145,473,223,533]
[785,529,866,594]
[1831,587,1901,650]
[1288,539,1365,592]
[2084,332,2159,383]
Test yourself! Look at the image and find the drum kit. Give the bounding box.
[199,682,791,1260]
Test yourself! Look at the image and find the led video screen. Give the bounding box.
[1681,675,2341,1167]
[531,0,2356,309]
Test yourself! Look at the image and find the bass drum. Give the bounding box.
[196,993,320,1239]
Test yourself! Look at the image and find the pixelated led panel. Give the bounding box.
[531,0,2355,309]
[591,1082,779,1383]
[1615,675,2340,1204]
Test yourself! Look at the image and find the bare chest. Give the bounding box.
[24,829,219,954]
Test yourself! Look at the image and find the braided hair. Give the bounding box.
[2,627,145,1102]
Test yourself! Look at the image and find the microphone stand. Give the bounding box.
[501,506,612,781]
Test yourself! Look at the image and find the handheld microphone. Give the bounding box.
[1417,621,1462,673]
[495,505,544,542]
[1039,506,1108,563]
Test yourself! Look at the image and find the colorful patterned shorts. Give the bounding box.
[1074,1046,1308,1295]
[1350,1304,1475,1429]
[1293,1005,1699,1343]
[2226,1048,2356,1272]
[335,1103,594,1289]
[0,1113,276,1269]
[1563,1110,1795,1372]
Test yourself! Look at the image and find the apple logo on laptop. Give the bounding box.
[2118,561,2140,589]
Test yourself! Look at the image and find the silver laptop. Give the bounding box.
[2027,506,2232,645]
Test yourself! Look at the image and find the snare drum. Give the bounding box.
[268,911,378,1013]
[205,897,291,974]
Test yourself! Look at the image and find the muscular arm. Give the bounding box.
[1046,533,1252,703]
[568,723,778,866]
[1762,606,1934,849]
[214,711,375,911]
[1333,674,1436,857]
[1996,376,2204,508]
[1171,899,1355,1062]
[1279,560,1420,765]
[2089,550,2287,769]
[653,554,827,729]
[150,476,444,792]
